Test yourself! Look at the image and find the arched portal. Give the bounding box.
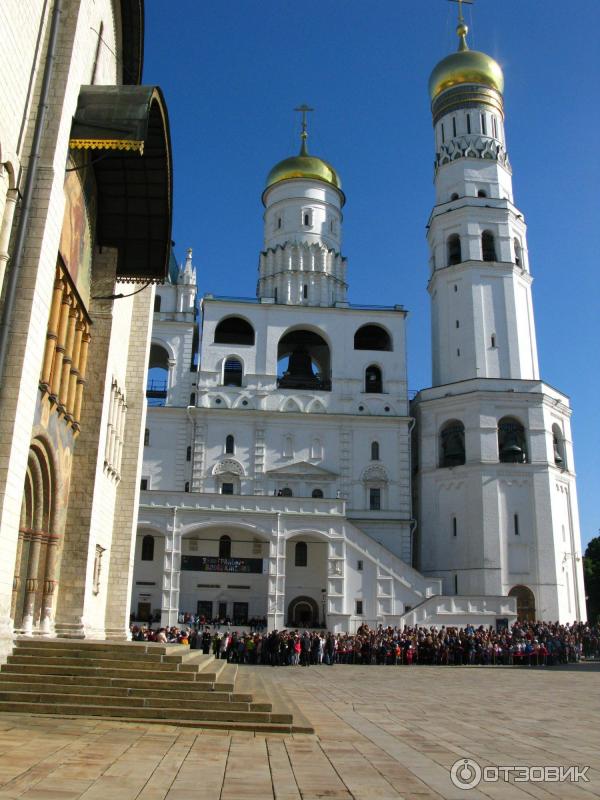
[12,438,59,634]
[287,595,320,628]
[509,585,536,621]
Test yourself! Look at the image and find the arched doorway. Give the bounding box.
[509,585,536,621]
[287,595,320,628]
[12,438,59,633]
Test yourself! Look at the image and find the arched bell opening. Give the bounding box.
[498,417,528,464]
[277,329,331,391]
[147,343,170,406]
[214,316,255,346]
[508,585,536,622]
[439,420,466,468]
[552,423,566,470]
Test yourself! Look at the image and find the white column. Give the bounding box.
[161,507,181,626]
[267,514,285,630]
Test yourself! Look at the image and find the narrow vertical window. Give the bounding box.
[355,600,363,615]
[492,115,498,138]
[225,434,235,454]
[369,487,381,510]
[454,284,458,292]
[357,560,363,571]
[186,445,192,462]
[303,284,308,299]
[277,216,282,229]
[184,482,190,492]
[441,122,445,143]
[514,514,520,536]
[452,517,457,537]
[457,348,460,357]
[454,574,458,594]
[481,113,487,135]
[141,535,154,561]
[455,320,459,329]
[467,113,471,134]
[371,441,380,461]
[274,288,278,303]
[304,213,310,226]
[189,392,196,406]
[452,117,457,137]
[144,428,150,446]
[491,334,496,348]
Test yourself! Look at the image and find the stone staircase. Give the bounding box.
[0,638,312,733]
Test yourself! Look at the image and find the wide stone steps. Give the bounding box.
[0,638,312,733]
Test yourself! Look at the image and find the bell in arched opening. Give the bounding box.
[280,347,320,389]
[498,418,527,464]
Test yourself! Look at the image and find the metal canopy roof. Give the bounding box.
[69,85,172,283]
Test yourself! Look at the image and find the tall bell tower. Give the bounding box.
[413,8,587,622]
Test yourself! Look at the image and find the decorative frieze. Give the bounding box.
[435,134,510,175]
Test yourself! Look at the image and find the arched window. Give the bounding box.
[154,295,162,312]
[552,424,566,469]
[214,317,255,345]
[371,441,380,461]
[482,230,496,262]
[450,192,459,201]
[146,344,169,406]
[439,420,465,467]
[303,213,310,226]
[498,417,528,463]
[311,488,324,498]
[447,234,462,266]
[508,585,536,621]
[354,325,392,351]
[225,434,235,454]
[365,364,382,393]
[279,487,293,497]
[277,329,331,391]
[295,541,308,567]
[219,535,232,559]
[311,438,322,459]
[223,357,243,386]
[514,238,522,267]
[141,535,154,561]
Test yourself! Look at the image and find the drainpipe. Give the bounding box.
[0,0,63,388]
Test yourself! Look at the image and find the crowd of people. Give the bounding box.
[130,620,600,667]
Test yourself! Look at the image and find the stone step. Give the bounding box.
[15,638,184,657]
[0,671,237,695]
[14,645,185,664]
[0,700,291,724]
[6,654,204,672]
[0,675,250,702]
[0,690,269,712]
[0,711,294,734]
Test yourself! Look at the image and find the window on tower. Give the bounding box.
[294,541,308,567]
[369,488,381,510]
[467,113,471,134]
[447,234,462,266]
[477,189,488,198]
[452,117,457,137]
[141,535,155,561]
[223,357,243,386]
[439,420,466,468]
[371,441,380,461]
[481,113,487,135]
[154,295,162,312]
[225,434,235,454]
[514,238,522,267]
[214,316,255,346]
[354,325,392,351]
[498,417,528,463]
[482,231,497,262]
[365,364,382,393]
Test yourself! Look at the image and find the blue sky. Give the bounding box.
[143,1,599,549]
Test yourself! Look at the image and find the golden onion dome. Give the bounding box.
[265,139,342,194]
[429,22,504,102]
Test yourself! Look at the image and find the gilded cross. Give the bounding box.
[294,104,314,150]
[448,0,473,23]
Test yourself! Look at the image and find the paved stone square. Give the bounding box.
[0,663,597,799]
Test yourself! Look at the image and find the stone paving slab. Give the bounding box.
[0,664,597,799]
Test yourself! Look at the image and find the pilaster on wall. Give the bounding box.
[105,285,154,639]
[161,508,181,627]
[253,425,265,495]
[54,247,118,639]
[190,422,205,493]
[267,528,285,630]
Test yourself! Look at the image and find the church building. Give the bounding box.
[133,14,586,631]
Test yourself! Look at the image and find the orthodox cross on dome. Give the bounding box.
[294,104,314,155]
[448,0,473,24]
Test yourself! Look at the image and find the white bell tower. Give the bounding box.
[258,106,347,307]
[413,10,587,623]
